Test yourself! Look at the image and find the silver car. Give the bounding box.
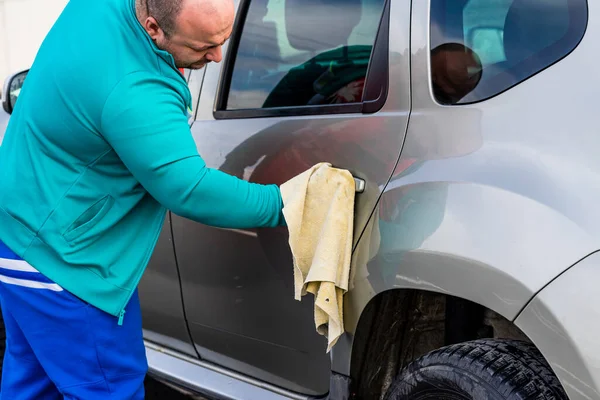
[1,0,596,398]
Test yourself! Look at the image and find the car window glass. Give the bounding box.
[225,0,386,110]
[430,0,587,105]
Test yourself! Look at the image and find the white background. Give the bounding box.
[0,0,67,85]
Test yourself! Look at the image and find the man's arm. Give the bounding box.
[100,72,284,229]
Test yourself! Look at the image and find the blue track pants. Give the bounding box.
[0,241,147,399]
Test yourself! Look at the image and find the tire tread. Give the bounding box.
[386,339,568,400]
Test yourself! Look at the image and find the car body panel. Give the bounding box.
[333,0,600,378]
[138,212,197,358]
[515,251,600,400]
[145,341,318,400]
[170,0,411,394]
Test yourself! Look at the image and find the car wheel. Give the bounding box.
[385,339,568,400]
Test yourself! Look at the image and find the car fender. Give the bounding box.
[331,170,598,375]
[515,250,600,400]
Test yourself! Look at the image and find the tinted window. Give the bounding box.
[224,0,385,110]
[431,0,587,105]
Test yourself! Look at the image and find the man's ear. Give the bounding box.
[143,17,163,41]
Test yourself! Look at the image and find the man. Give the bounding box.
[0,0,285,398]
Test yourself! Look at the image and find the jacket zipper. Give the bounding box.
[117,290,134,326]
[116,261,147,326]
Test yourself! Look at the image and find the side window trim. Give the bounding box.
[362,0,390,114]
[213,0,250,115]
[213,0,390,120]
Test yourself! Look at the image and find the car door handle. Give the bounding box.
[354,177,366,193]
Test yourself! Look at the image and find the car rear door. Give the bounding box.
[171,0,410,395]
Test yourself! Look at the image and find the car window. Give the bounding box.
[224,0,386,111]
[430,0,587,105]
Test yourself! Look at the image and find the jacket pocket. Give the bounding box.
[63,195,114,243]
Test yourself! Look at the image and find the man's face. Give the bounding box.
[146,0,235,70]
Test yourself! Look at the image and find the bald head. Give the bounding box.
[138,0,235,69]
[145,0,185,37]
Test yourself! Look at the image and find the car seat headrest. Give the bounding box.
[285,0,362,52]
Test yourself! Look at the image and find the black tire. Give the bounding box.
[385,339,568,400]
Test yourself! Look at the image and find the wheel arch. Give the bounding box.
[344,288,540,400]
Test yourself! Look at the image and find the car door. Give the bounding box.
[171,0,410,395]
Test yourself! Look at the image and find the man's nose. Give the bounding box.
[206,46,223,63]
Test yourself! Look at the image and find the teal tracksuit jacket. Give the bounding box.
[0,0,285,323]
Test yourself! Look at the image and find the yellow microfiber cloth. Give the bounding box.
[280,162,356,352]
